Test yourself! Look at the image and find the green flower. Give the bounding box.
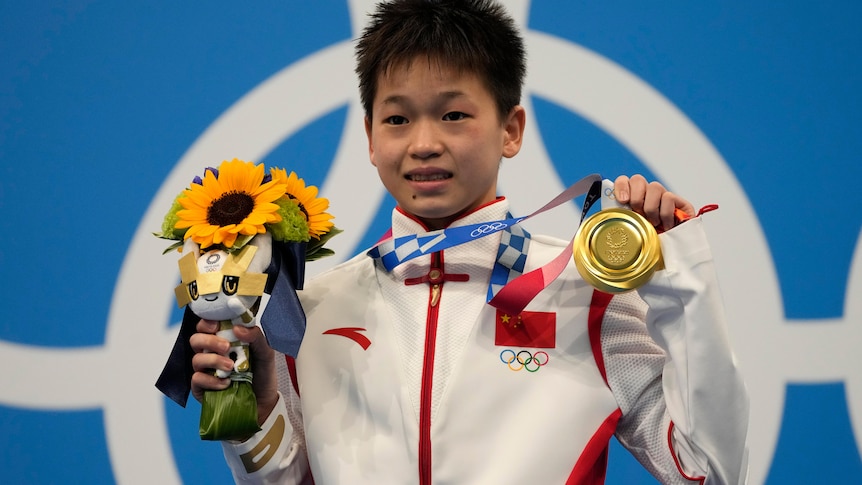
[268,197,310,243]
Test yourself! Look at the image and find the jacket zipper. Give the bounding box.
[418,252,443,485]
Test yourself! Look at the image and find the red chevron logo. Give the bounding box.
[322,327,372,350]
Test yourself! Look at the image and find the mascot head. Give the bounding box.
[173,233,272,321]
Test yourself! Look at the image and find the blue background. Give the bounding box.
[1,1,860,483]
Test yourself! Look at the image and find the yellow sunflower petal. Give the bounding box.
[242,212,268,225]
[176,207,208,220]
[269,167,288,184]
[235,224,261,236]
[174,219,195,230]
[303,198,330,213]
[185,224,214,240]
[194,236,216,249]
[221,159,265,194]
[185,225,216,248]
[252,180,288,203]
[256,201,282,213]
[303,184,320,199]
[201,168,225,197]
[182,185,218,209]
[212,226,237,247]
[308,213,334,224]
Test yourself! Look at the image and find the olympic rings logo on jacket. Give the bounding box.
[499,349,550,372]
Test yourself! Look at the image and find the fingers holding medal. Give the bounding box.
[613,174,694,231]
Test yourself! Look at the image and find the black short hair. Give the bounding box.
[355,0,526,121]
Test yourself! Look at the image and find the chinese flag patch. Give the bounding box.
[494,309,556,348]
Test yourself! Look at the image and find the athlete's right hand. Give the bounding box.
[190,319,280,425]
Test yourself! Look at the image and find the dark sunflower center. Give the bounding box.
[289,195,309,222]
[208,191,255,226]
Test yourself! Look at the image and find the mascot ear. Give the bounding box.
[247,232,273,274]
[182,237,200,257]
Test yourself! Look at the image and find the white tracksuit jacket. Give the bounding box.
[222,198,749,484]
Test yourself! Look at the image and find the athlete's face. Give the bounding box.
[365,60,525,230]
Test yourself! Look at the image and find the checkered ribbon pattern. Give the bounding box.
[487,221,531,302]
[368,174,603,315]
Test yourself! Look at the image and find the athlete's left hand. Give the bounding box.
[614,174,695,230]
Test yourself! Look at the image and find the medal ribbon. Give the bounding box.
[368,174,603,315]
[487,221,531,303]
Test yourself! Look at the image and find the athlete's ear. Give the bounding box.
[365,116,377,167]
[502,105,526,159]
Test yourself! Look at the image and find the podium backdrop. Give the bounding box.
[2,1,860,483]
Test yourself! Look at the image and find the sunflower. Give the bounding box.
[270,168,335,240]
[174,159,287,250]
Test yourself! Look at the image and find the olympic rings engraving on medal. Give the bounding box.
[499,349,550,372]
[471,221,508,238]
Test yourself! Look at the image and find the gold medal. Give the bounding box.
[573,208,663,293]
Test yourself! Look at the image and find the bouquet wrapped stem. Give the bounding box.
[200,382,259,440]
[199,320,260,441]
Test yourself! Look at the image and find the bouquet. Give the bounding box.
[154,158,339,440]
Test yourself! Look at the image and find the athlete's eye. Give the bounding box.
[222,276,239,295]
[385,115,408,125]
[188,281,199,301]
[442,111,467,121]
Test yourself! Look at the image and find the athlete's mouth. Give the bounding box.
[406,173,452,182]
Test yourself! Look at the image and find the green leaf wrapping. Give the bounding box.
[199,381,261,441]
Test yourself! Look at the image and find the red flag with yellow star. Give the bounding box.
[494,309,556,348]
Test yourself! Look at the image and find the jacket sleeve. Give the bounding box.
[635,217,749,484]
[221,354,311,484]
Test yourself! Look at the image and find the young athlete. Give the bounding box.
[189,1,749,483]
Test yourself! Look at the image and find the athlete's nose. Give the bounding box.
[409,118,442,160]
